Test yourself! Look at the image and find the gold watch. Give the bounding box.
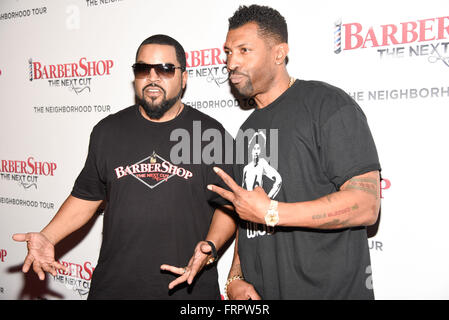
[264,200,279,227]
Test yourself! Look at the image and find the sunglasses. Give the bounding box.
[132,63,183,79]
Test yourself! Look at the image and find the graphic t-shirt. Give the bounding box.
[71,104,233,299]
[234,80,381,299]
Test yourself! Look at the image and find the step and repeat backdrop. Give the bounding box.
[1,0,448,300]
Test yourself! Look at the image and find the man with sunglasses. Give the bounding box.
[12,34,236,299]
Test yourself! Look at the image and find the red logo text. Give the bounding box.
[1,157,57,176]
[32,57,114,80]
[343,16,449,50]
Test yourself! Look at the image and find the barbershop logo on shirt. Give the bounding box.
[28,57,114,94]
[334,16,449,67]
[0,156,57,190]
[114,151,193,190]
[185,47,229,87]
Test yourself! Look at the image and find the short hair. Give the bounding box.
[228,5,288,44]
[135,34,186,71]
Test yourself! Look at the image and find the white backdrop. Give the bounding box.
[1,0,448,300]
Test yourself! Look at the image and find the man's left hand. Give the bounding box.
[161,241,213,290]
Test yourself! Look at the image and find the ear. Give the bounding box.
[274,43,289,65]
[181,70,188,89]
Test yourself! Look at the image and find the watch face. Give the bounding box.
[265,212,279,227]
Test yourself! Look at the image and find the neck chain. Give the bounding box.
[288,76,295,88]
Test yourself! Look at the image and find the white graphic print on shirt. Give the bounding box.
[114,151,193,189]
[242,131,282,238]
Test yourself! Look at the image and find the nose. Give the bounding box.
[147,67,161,82]
[226,53,240,73]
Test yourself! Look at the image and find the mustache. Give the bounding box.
[143,83,166,94]
[229,69,248,77]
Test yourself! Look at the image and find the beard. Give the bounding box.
[138,83,183,120]
[229,71,254,98]
[236,79,254,98]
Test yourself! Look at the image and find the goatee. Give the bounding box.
[139,84,183,120]
[229,71,254,98]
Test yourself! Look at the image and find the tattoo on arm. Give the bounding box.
[312,204,359,229]
[313,173,379,229]
[343,177,378,199]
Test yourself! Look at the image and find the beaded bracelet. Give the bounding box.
[224,275,245,300]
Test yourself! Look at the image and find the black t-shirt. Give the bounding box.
[71,104,233,300]
[235,80,381,300]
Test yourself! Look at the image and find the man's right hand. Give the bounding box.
[227,278,262,300]
[12,232,67,280]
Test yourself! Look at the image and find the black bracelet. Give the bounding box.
[206,240,218,262]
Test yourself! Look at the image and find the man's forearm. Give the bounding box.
[227,228,243,278]
[277,171,381,229]
[41,195,102,245]
[205,206,237,251]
